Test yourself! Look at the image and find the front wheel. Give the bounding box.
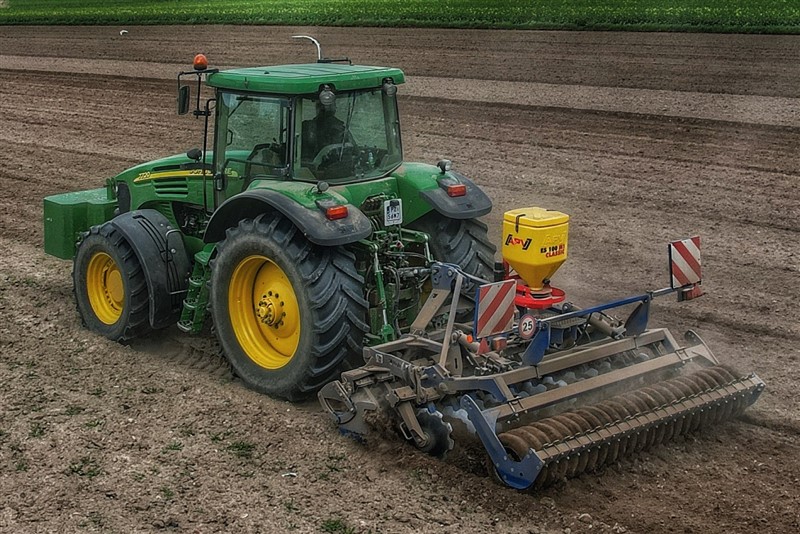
[209,213,368,401]
[73,223,151,341]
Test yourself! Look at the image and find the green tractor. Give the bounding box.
[44,42,766,488]
[44,45,496,400]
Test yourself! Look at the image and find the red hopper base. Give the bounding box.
[510,277,566,309]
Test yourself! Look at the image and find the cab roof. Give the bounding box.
[206,63,405,95]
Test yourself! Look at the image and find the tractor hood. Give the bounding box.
[112,153,210,186]
[111,152,214,218]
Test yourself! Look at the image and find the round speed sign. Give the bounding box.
[518,314,537,340]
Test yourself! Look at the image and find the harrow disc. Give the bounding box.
[415,409,455,459]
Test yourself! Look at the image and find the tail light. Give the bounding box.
[438,176,468,197]
[325,205,349,220]
[446,184,467,197]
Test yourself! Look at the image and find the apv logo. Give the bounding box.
[505,234,532,250]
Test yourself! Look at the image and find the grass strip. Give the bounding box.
[1,0,799,33]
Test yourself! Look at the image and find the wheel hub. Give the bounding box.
[255,295,286,327]
[228,255,301,370]
[86,251,124,325]
[256,299,275,325]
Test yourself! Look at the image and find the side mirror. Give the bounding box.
[177,85,191,115]
[186,148,202,161]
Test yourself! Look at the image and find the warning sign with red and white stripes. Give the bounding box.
[474,279,516,339]
[669,236,702,289]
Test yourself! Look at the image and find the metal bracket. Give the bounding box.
[624,298,651,337]
[522,321,550,366]
[431,262,457,289]
[460,395,543,490]
[438,272,463,367]
[395,401,428,448]
[317,380,357,425]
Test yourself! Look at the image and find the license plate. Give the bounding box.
[384,198,403,226]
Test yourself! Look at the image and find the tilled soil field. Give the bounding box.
[0,26,799,534]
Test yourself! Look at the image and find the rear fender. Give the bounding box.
[109,210,191,329]
[203,189,372,246]
[419,173,492,220]
[391,163,492,223]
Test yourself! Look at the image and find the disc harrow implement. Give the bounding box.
[320,256,766,490]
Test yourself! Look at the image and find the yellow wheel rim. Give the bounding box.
[86,251,124,325]
[228,255,301,370]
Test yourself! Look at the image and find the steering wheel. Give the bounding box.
[247,142,284,162]
[312,143,354,168]
[245,142,284,178]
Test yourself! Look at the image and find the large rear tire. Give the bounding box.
[73,223,151,341]
[408,212,497,311]
[210,213,369,401]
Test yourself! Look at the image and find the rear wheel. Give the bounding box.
[408,211,497,313]
[210,213,368,400]
[73,223,151,341]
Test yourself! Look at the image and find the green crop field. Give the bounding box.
[0,0,799,33]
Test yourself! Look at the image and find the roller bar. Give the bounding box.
[494,367,765,489]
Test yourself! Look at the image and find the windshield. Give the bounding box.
[298,88,402,182]
[215,92,290,180]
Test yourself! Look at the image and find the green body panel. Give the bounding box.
[332,176,400,206]
[389,162,447,223]
[182,235,207,258]
[247,179,347,208]
[46,156,446,261]
[114,154,213,214]
[243,161,442,225]
[112,152,443,223]
[110,154,214,257]
[245,175,401,213]
[207,64,405,94]
[81,151,444,262]
[43,187,117,260]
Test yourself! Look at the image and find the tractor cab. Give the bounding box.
[179,56,405,209]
